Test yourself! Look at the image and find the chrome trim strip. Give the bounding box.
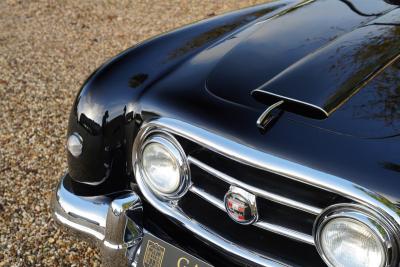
[189,156,322,215]
[256,100,285,129]
[190,185,315,245]
[134,165,288,267]
[252,89,329,117]
[189,185,226,211]
[138,118,400,231]
[255,221,314,245]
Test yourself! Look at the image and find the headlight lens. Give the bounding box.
[314,206,397,267]
[137,134,190,198]
[320,217,385,267]
[142,142,180,194]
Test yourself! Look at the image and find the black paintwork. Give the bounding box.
[67,0,293,185]
[68,0,400,198]
[252,21,400,119]
[208,0,397,119]
[66,1,400,264]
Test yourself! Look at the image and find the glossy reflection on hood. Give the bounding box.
[206,0,378,109]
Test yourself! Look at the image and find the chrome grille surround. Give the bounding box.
[132,117,400,267]
[136,132,191,199]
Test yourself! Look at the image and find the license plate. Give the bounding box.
[137,233,213,267]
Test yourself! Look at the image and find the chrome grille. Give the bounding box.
[133,118,400,267]
[188,156,316,245]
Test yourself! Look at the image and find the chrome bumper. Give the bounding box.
[51,175,143,267]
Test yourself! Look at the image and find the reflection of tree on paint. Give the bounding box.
[322,24,400,124]
[129,73,148,88]
[167,6,284,60]
[342,27,397,98]
[347,26,400,129]
[352,61,400,129]
[354,27,400,63]
[381,161,400,173]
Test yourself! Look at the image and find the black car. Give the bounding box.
[51,1,400,266]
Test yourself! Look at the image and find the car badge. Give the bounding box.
[224,186,258,225]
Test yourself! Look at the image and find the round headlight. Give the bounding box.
[314,205,396,267]
[139,134,189,198]
[142,142,180,194]
[320,218,385,267]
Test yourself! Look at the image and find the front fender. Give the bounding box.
[66,0,296,186]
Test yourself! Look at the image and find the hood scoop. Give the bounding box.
[252,22,400,120]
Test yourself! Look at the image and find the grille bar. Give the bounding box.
[189,185,315,245]
[188,156,322,215]
[255,221,314,245]
[189,185,226,210]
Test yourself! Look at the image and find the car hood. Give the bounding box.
[71,0,400,201]
[204,0,400,138]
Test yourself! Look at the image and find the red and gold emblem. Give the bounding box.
[224,186,258,225]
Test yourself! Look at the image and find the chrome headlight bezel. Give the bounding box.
[67,132,83,157]
[133,128,190,200]
[313,204,398,267]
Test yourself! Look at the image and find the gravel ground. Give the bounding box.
[0,1,268,266]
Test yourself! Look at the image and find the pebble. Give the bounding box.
[0,0,267,265]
